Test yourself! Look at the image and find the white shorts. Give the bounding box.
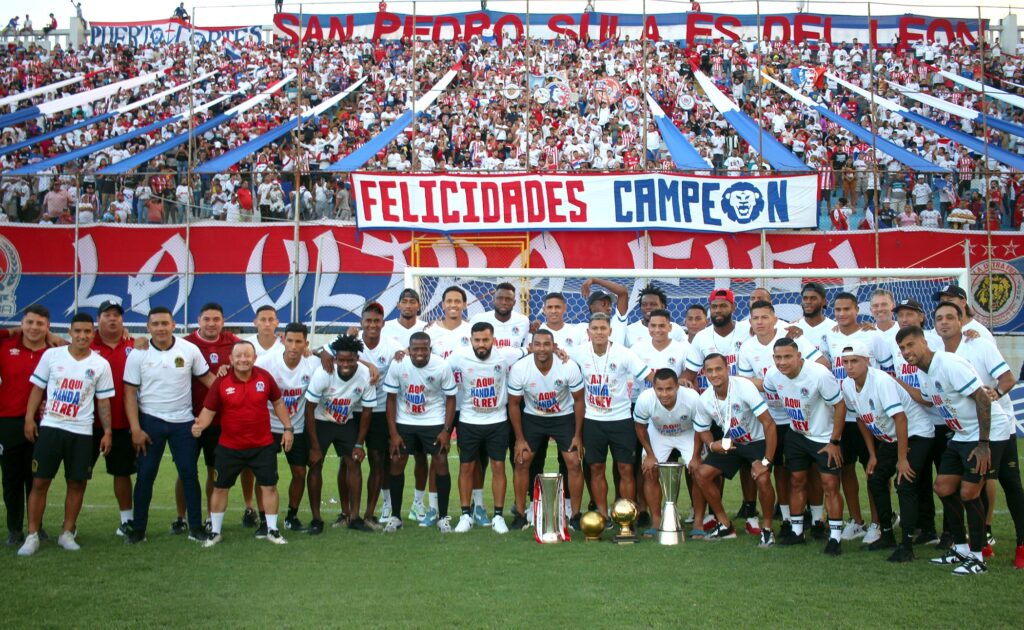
[648,427,695,464]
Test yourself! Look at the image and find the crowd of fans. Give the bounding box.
[2,25,1024,229]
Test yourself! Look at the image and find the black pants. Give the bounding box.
[867,436,933,544]
[916,425,950,534]
[993,438,1024,546]
[0,418,33,534]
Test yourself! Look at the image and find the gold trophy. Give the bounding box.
[579,511,606,542]
[610,498,639,544]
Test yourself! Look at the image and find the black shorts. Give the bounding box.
[92,427,136,477]
[784,431,840,475]
[213,443,278,489]
[703,440,768,479]
[938,440,993,484]
[397,423,445,457]
[771,424,790,467]
[366,411,389,453]
[275,431,309,468]
[196,425,221,468]
[32,426,94,481]
[583,418,636,466]
[457,421,509,463]
[522,413,576,454]
[315,420,359,459]
[841,421,869,467]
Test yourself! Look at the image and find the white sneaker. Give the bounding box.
[862,522,882,545]
[17,533,40,557]
[58,530,80,551]
[437,516,453,533]
[266,529,287,545]
[492,515,509,534]
[203,533,223,548]
[383,516,403,533]
[840,521,866,541]
[407,502,427,522]
[453,514,473,533]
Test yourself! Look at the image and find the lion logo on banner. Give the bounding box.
[971,259,1024,328]
[721,182,764,224]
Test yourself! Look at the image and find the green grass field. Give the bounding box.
[4,444,1023,629]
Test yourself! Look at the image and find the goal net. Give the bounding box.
[403,267,972,329]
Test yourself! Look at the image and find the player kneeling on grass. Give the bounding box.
[19,313,115,557]
[692,355,777,546]
[192,341,295,547]
[839,342,935,563]
[634,369,701,539]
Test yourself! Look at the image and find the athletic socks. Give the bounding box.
[940,493,967,544]
[965,496,987,553]
[494,507,503,517]
[810,505,824,523]
[120,510,132,524]
[741,500,757,517]
[428,492,439,511]
[259,510,267,525]
[437,474,451,518]
[791,519,804,537]
[211,512,225,534]
[828,519,843,541]
[266,514,278,531]
[461,506,472,516]
[413,489,425,506]
[780,505,791,522]
[389,472,406,519]
[286,506,298,519]
[381,489,392,509]
[472,488,485,509]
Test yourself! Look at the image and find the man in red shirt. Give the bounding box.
[89,300,137,536]
[192,341,294,546]
[173,302,240,534]
[0,304,52,545]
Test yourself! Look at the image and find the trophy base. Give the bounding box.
[656,530,683,545]
[612,534,638,544]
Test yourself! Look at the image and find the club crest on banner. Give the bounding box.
[0,236,22,318]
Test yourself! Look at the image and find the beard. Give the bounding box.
[474,347,492,360]
[802,305,822,319]
[710,313,732,328]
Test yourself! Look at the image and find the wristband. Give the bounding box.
[978,439,990,444]
[829,439,841,446]
[354,443,364,449]
[994,388,1004,398]
[282,427,294,433]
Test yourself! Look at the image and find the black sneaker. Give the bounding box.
[868,530,897,551]
[332,512,350,529]
[241,508,259,528]
[254,521,268,539]
[810,522,827,541]
[307,518,324,536]
[734,503,750,520]
[116,521,133,537]
[914,529,940,546]
[636,511,652,529]
[510,510,529,531]
[37,527,50,542]
[169,518,187,535]
[779,520,793,538]
[588,500,598,512]
[188,526,210,543]
[824,538,842,556]
[6,530,25,546]
[125,529,147,545]
[934,532,954,550]
[705,522,737,541]
[284,516,305,532]
[568,513,582,531]
[887,543,915,563]
[931,548,968,565]
[347,517,374,533]
[952,556,988,576]
[758,529,776,548]
[778,531,806,546]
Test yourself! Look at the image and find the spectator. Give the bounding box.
[896,203,920,227]
[919,201,941,228]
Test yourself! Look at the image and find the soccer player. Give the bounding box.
[684,304,708,343]
[840,341,935,562]
[539,292,585,350]
[869,289,898,337]
[634,369,701,536]
[819,291,894,544]
[383,332,457,533]
[255,322,320,532]
[625,285,687,347]
[932,284,995,343]
[18,314,114,556]
[469,282,530,349]
[895,326,1003,575]
[793,282,836,353]
[572,313,652,518]
[89,300,137,536]
[764,338,847,555]
[581,278,630,346]
[246,305,285,357]
[1,305,52,545]
[448,322,525,533]
[428,286,473,359]
[693,355,777,545]
[124,307,215,544]
[508,329,585,530]
[304,334,376,534]
[177,303,243,533]
[932,303,1024,568]
[736,287,789,329]
[192,341,295,547]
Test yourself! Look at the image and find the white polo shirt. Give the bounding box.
[30,347,115,436]
[124,337,210,423]
[507,355,584,417]
[382,356,457,426]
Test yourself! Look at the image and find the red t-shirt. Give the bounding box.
[184,331,240,422]
[202,367,281,450]
[90,336,134,430]
[0,337,47,418]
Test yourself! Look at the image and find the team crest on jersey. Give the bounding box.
[125,347,132,357]
[733,403,741,413]
[210,352,219,364]
[174,357,185,368]
[555,379,564,386]
[935,382,943,392]
[493,365,503,374]
[378,356,387,365]
[512,326,521,334]
[426,376,435,383]
[355,387,363,395]
[609,363,617,370]
[800,387,809,397]
[460,337,470,346]
[668,357,677,366]
[85,368,95,379]
[302,375,311,384]
[256,381,266,392]
[869,399,875,410]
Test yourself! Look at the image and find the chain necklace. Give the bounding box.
[712,378,732,434]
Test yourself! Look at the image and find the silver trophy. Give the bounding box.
[533,473,569,543]
[657,462,685,545]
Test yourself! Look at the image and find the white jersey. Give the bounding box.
[304,364,377,425]
[684,324,750,392]
[890,330,945,425]
[794,316,838,354]
[960,319,996,344]
[625,319,687,348]
[382,356,457,426]
[545,322,587,351]
[634,387,701,438]
[763,361,843,443]
[916,350,1011,443]
[244,334,284,358]
[469,310,530,348]
[694,377,770,443]
[629,339,688,402]
[448,347,525,425]
[30,348,114,436]
[841,367,935,442]
[382,318,427,350]
[358,337,403,412]
[254,353,320,434]
[819,327,894,422]
[507,356,584,417]
[737,330,821,426]
[571,342,651,420]
[950,337,1014,441]
[427,321,473,359]
[124,337,210,423]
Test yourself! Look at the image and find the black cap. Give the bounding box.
[892,298,925,314]
[933,284,967,301]
[398,288,421,302]
[587,290,613,307]
[98,300,124,315]
[801,282,827,299]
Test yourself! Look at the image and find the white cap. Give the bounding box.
[840,341,871,359]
